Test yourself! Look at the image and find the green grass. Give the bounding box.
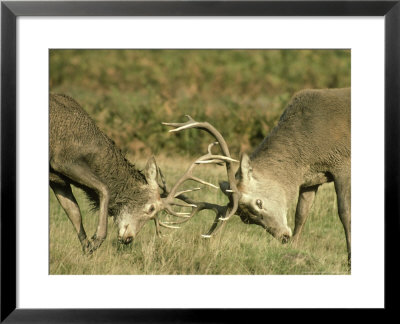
[49,157,349,275]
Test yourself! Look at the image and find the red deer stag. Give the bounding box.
[163,88,351,264]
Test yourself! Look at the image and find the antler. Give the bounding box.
[159,115,241,237]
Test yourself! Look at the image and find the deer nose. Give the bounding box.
[281,234,290,244]
[118,234,133,244]
[118,224,134,244]
[281,226,292,243]
[122,236,133,244]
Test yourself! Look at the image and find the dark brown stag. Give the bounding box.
[49,94,238,253]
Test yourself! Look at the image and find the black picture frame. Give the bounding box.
[1,0,399,322]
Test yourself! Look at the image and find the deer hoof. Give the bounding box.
[89,235,105,252]
[82,239,94,255]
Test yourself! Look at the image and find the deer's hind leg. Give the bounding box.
[50,178,91,253]
[50,162,110,252]
[333,170,351,267]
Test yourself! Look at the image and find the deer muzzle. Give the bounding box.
[279,227,292,244]
[118,224,134,244]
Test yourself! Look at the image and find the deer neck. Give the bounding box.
[249,152,304,205]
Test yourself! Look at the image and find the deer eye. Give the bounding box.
[148,205,155,213]
[256,199,263,209]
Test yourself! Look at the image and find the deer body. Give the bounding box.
[49,94,161,253]
[226,88,351,261]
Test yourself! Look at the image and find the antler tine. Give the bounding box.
[195,143,239,165]
[158,221,181,229]
[162,115,199,132]
[154,217,162,237]
[195,156,239,164]
[163,204,193,218]
[207,142,218,154]
[163,115,232,159]
[174,187,201,198]
[190,176,219,189]
[154,216,180,235]
[201,217,226,238]
[171,202,198,208]
[200,203,242,237]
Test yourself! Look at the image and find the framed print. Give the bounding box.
[1,0,399,322]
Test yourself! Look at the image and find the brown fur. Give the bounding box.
[49,94,160,253]
[251,88,350,202]
[223,88,351,264]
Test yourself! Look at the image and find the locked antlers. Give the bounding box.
[159,115,240,237]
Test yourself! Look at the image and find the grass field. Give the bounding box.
[49,156,349,275]
[49,49,351,275]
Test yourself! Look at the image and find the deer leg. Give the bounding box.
[51,163,110,252]
[50,181,91,253]
[333,172,351,267]
[291,185,319,244]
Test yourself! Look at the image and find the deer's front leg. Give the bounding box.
[90,182,110,251]
[51,161,110,252]
[292,185,319,244]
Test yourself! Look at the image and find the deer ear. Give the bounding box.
[239,153,252,183]
[144,156,159,190]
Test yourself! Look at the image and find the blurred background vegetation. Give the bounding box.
[50,49,350,158]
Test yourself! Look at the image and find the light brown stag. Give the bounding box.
[164,88,351,264]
